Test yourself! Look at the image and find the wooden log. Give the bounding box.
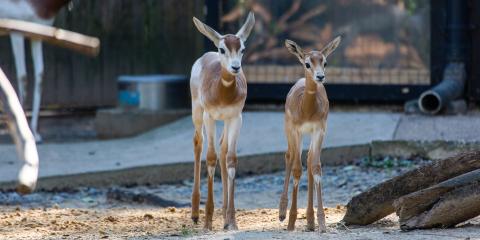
[397,181,480,230]
[0,18,100,57]
[342,151,480,225]
[394,167,480,218]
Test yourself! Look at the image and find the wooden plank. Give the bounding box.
[0,19,100,57]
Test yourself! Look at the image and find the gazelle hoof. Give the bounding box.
[318,225,327,233]
[203,222,213,231]
[191,216,199,224]
[224,223,238,231]
[16,184,33,195]
[306,223,315,232]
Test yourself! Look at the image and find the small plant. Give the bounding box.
[180,224,193,237]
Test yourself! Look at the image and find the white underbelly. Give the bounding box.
[299,122,320,134]
[207,106,242,120]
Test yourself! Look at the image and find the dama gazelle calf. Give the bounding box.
[0,67,39,194]
[279,37,341,232]
[190,12,255,230]
[0,0,72,142]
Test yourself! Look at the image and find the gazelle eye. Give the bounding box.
[241,49,245,54]
[324,62,327,67]
[220,48,226,54]
[305,63,311,69]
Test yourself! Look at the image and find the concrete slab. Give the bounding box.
[394,112,480,142]
[0,111,400,186]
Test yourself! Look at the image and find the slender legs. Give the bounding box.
[190,109,242,231]
[311,130,327,232]
[0,68,39,194]
[203,112,216,230]
[191,101,203,224]
[224,115,242,230]
[30,40,44,143]
[280,127,327,232]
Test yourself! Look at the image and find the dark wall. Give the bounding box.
[0,0,204,109]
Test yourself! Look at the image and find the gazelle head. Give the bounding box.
[285,37,341,83]
[193,12,255,75]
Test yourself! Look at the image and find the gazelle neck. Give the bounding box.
[219,67,237,102]
[302,73,318,115]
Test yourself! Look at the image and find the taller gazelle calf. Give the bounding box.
[190,13,255,230]
[279,37,341,232]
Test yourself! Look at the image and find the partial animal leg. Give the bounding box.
[287,130,302,231]
[30,40,44,143]
[203,112,217,230]
[279,125,295,221]
[219,125,228,221]
[191,100,204,224]
[224,114,242,230]
[311,130,327,233]
[0,68,39,194]
[9,33,27,105]
[306,149,315,231]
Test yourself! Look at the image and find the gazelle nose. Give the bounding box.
[316,75,325,81]
[232,66,240,71]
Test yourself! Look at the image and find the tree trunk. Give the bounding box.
[397,182,480,230]
[342,151,480,225]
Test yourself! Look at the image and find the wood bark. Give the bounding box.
[394,169,480,230]
[342,151,480,225]
[0,19,99,57]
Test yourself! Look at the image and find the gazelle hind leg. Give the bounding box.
[306,149,315,231]
[203,112,217,230]
[191,100,203,224]
[9,33,27,106]
[287,131,302,231]
[279,134,294,221]
[30,40,44,143]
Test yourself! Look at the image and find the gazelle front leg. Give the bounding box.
[306,150,315,231]
[224,114,242,230]
[30,40,44,143]
[311,130,327,233]
[203,112,217,230]
[279,128,298,221]
[191,102,203,224]
[219,127,228,220]
[9,33,27,106]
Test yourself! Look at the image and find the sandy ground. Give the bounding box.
[1,205,480,240]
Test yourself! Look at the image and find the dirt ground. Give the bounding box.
[1,205,480,240]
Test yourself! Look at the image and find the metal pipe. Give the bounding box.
[418,0,468,114]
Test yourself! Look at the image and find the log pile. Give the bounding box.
[342,151,480,230]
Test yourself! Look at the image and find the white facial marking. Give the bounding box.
[218,39,245,75]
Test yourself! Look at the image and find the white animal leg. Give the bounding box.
[224,114,242,230]
[9,33,27,105]
[30,40,44,142]
[0,68,39,194]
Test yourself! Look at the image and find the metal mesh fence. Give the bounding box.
[220,0,430,85]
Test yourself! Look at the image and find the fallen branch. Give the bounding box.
[394,169,480,230]
[342,151,480,225]
[0,18,100,57]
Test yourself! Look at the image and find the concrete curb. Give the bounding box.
[1,140,479,191]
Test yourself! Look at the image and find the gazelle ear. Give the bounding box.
[193,17,222,47]
[236,12,255,42]
[285,39,305,63]
[321,36,341,57]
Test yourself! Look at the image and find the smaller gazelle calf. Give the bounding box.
[279,37,341,232]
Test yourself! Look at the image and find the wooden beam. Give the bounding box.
[0,18,100,57]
